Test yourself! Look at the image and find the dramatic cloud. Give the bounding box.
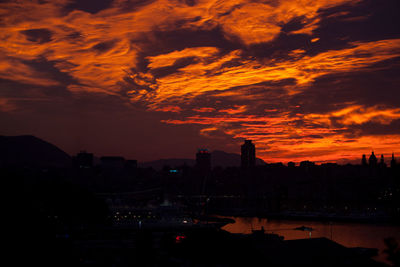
[0,0,399,162]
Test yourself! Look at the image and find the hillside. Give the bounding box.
[0,135,71,168]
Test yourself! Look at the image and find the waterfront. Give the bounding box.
[221,216,400,264]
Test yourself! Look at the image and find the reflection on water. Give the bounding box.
[221,216,400,264]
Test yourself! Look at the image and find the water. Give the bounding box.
[221,216,400,264]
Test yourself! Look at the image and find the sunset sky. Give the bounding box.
[0,0,399,163]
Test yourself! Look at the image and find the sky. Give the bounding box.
[0,0,399,163]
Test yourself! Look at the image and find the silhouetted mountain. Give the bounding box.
[0,135,71,168]
[211,150,266,168]
[139,150,266,170]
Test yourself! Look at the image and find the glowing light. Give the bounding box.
[175,235,186,243]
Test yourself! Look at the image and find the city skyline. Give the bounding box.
[1,0,399,163]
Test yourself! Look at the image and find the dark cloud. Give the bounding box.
[92,39,118,53]
[22,57,77,86]
[243,33,311,60]
[312,0,400,55]
[65,31,84,41]
[20,28,52,43]
[64,0,113,14]
[150,57,198,78]
[178,0,198,7]
[138,26,241,57]
[289,59,400,115]
[349,119,400,136]
[240,0,398,60]
[117,0,157,13]
[241,0,400,60]
[280,16,308,34]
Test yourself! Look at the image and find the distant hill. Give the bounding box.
[0,135,71,168]
[211,150,266,168]
[139,150,266,170]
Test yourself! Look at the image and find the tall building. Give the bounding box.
[196,149,211,172]
[241,140,256,168]
[368,151,377,166]
[361,154,367,166]
[380,154,386,168]
[391,153,397,168]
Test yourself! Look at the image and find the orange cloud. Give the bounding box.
[136,38,400,106]
[154,105,182,113]
[304,105,400,126]
[193,107,216,113]
[147,47,219,69]
[162,103,400,163]
[0,55,60,87]
[219,105,247,114]
[199,127,219,137]
[0,0,367,98]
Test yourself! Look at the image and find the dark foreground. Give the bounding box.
[21,221,388,267]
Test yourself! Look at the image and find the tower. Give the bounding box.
[368,151,377,166]
[241,140,256,168]
[361,154,367,166]
[380,154,386,168]
[391,153,397,168]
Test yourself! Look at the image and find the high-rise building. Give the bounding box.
[196,149,211,172]
[361,154,367,166]
[391,153,397,168]
[380,154,386,168]
[368,151,377,166]
[241,140,255,168]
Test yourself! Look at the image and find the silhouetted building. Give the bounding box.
[368,151,377,166]
[391,153,397,168]
[241,140,255,168]
[379,154,386,168]
[361,154,367,166]
[196,149,211,172]
[125,159,137,169]
[300,160,315,168]
[288,161,295,168]
[101,156,125,169]
[74,150,93,168]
